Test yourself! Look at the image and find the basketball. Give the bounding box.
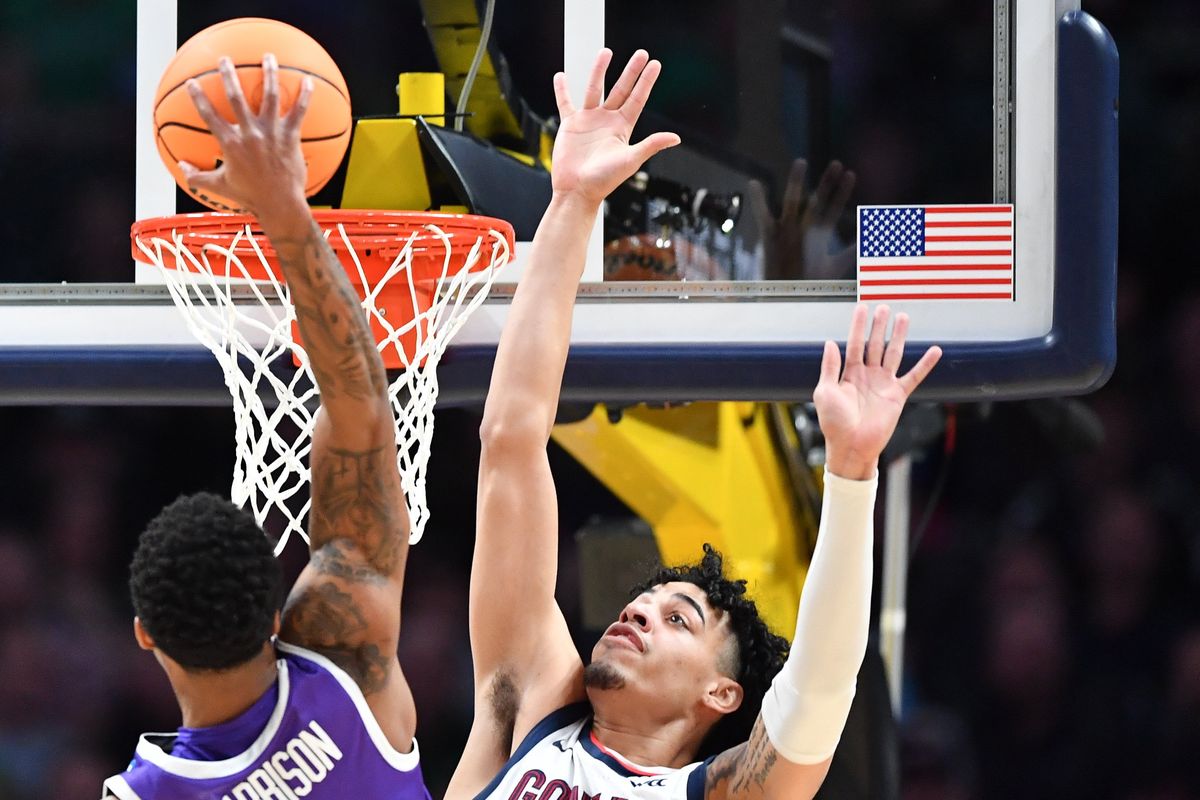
[153,18,351,212]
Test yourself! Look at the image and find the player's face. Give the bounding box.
[588,581,737,712]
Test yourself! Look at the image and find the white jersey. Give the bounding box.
[475,704,710,800]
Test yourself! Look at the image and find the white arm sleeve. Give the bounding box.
[760,468,877,764]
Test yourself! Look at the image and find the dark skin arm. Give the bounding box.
[182,55,415,750]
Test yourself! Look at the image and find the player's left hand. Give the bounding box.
[179,54,312,218]
[813,303,942,480]
[550,49,681,207]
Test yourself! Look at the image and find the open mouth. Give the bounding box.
[604,623,644,652]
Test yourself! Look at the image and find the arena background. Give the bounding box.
[0,1,1197,798]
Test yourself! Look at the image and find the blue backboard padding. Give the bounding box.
[0,12,1117,406]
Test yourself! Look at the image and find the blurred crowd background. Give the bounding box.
[1,1,1198,798]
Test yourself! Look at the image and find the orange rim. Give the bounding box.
[131,210,515,284]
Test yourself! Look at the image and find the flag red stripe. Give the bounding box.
[925,235,1012,243]
[923,249,1012,257]
[925,205,1013,214]
[860,278,1013,286]
[925,220,1012,228]
[859,264,1011,272]
[858,292,1014,300]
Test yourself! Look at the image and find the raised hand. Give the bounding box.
[814,303,942,480]
[550,49,681,206]
[748,159,857,280]
[180,54,312,218]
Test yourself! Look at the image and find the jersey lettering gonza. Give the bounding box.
[475,704,710,800]
[102,642,430,800]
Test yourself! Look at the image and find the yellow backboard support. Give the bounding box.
[341,118,433,211]
[552,402,818,638]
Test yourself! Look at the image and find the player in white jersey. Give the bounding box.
[445,49,942,800]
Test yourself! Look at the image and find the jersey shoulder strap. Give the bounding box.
[471,702,592,800]
[100,774,140,799]
[275,639,422,772]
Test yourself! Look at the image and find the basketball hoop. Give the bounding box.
[131,210,514,553]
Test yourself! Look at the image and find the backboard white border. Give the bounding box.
[18,0,1060,353]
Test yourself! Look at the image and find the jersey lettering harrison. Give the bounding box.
[102,642,430,800]
[475,705,710,800]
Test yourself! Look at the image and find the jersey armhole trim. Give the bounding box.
[101,774,141,800]
[275,639,422,773]
[471,702,591,800]
[686,756,714,800]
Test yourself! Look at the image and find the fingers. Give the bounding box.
[218,57,254,128]
[621,58,662,125]
[866,304,889,366]
[898,345,943,396]
[260,53,280,123]
[553,72,576,118]
[844,302,869,367]
[282,75,313,141]
[883,312,909,373]
[746,179,775,238]
[178,160,223,195]
[583,48,613,109]
[811,160,843,221]
[825,167,857,225]
[186,80,233,140]
[781,159,808,221]
[628,131,681,168]
[842,302,941,395]
[818,339,842,386]
[604,49,649,110]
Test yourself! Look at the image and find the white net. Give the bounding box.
[133,215,509,554]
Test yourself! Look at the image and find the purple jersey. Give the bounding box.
[103,642,431,800]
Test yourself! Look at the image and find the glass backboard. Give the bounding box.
[0,0,1117,404]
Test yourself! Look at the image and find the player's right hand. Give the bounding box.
[550,49,681,207]
[180,54,312,218]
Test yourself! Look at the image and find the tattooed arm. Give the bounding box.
[182,55,415,751]
[704,719,829,800]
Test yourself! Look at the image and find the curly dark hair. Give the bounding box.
[129,492,283,671]
[632,543,790,758]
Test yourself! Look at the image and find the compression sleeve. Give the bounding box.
[759,468,877,764]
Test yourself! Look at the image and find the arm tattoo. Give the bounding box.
[282,581,392,695]
[310,444,405,575]
[705,718,779,800]
[272,220,387,401]
[310,540,389,585]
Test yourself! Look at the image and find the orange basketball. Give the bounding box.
[154,18,351,212]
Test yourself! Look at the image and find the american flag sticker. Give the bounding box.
[856,205,1015,301]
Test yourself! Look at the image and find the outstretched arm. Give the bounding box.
[446,49,679,796]
[705,304,941,800]
[183,56,415,751]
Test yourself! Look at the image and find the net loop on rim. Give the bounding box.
[132,210,513,554]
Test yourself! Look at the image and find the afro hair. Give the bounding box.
[130,492,282,671]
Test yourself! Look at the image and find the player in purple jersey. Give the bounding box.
[446,50,942,800]
[104,55,430,800]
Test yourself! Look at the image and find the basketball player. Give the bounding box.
[104,55,429,799]
[445,49,942,800]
